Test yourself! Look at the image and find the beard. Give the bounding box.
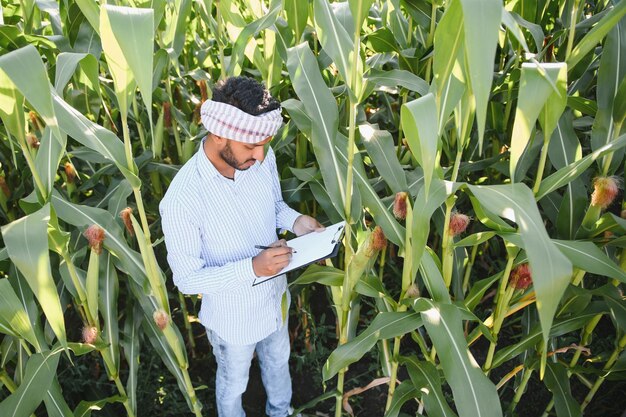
[220,141,255,171]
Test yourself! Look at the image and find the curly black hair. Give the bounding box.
[211,76,280,116]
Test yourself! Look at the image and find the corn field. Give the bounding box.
[0,0,626,416]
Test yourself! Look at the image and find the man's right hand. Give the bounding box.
[252,239,293,277]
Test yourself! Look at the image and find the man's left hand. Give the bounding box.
[293,215,325,236]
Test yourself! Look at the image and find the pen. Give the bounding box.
[254,245,297,253]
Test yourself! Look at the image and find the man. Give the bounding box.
[160,76,323,417]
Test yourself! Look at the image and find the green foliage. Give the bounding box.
[0,0,625,416]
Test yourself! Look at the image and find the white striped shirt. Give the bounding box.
[159,144,301,345]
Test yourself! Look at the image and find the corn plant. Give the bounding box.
[0,2,206,416]
[283,0,626,416]
[1,0,626,416]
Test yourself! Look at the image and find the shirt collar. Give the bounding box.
[196,138,222,180]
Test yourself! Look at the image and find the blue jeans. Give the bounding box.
[207,323,292,417]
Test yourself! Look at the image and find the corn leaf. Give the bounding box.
[161,0,192,58]
[412,180,461,274]
[35,127,65,203]
[129,214,169,310]
[103,5,155,146]
[433,0,465,134]
[366,68,429,96]
[402,356,457,417]
[384,380,420,417]
[567,96,597,116]
[0,45,64,148]
[98,253,120,374]
[537,132,626,200]
[510,63,566,181]
[105,5,154,141]
[464,272,502,311]
[121,307,141,415]
[387,0,409,49]
[418,248,452,304]
[468,184,572,351]
[322,312,423,381]
[7,267,46,348]
[331,4,354,38]
[348,0,374,33]
[366,28,397,53]
[0,279,40,349]
[402,93,440,196]
[0,69,25,139]
[590,17,626,172]
[290,264,343,287]
[51,194,148,288]
[501,9,531,53]
[284,0,309,42]
[492,303,606,368]
[44,379,74,417]
[360,123,407,194]
[286,43,346,217]
[140,311,194,411]
[400,0,431,27]
[73,396,125,417]
[282,98,312,135]
[544,362,582,417]
[334,135,404,247]
[548,114,583,238]
[54,53,94,94]
[74,0,100,34]
[313,0,361,99]
[459,0,501,152]
[103,179,133,216]
[227,0,281,75]
[539,63,568,144]
[553,240,626,283]
[50,90,140,188]
[0,349,61,417]
[613,76,626,124]
[453,232,496,248]
[414,299,502,417]
[1,204,67,349]
[567,0,626,69]
[604,292,626,333]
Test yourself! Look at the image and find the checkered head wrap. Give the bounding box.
[200,100,283,144]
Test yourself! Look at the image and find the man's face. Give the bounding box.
[219,136,271,171]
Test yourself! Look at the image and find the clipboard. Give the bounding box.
[252,221,346,286]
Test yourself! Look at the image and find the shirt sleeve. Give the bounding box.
[159,198,257,295]
[266,148,301,232]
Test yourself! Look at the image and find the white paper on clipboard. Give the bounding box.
[252,221,346,286]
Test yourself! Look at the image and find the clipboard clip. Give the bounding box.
[331,224,345,244]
